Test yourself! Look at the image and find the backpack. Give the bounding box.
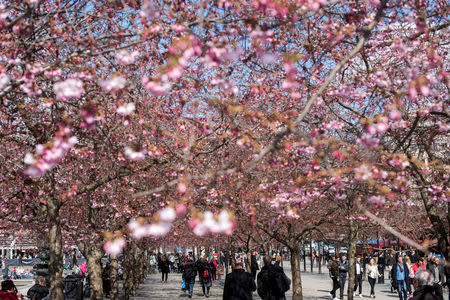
[203,269,209,278]
[270,268,291,296]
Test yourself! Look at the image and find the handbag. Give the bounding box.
[180,279,186,289]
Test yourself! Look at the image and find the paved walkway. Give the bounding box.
[131,262,400,300]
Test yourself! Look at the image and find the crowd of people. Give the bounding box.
[326,251,449,300]
[151,249,291,299]
[0,247,448,300]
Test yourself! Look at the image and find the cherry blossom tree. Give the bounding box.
[1,1,448,300]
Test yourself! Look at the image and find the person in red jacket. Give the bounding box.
[0,280,22,300]
[411,258,426,291]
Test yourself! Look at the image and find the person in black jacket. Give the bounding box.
[197,257,213,297]
[182,259,197,298]
[257,255,291,300]
[27,276,49,300]
[251,252,260,280]
[223,260,256,300]
[102,263,111,297]
[159,254,170,283]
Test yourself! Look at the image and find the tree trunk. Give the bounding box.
[122,243,133,300]
[85,246,104,300]
[347,220,358,300]
[231,246,236,270]
[110,253,119,300]
[302,242,306,272]
[48,200,64,300]
[290,246,303,300]
[318,242,322,274]
[246,238,252,273]
[310,238,313,272]
[138,248,146,284]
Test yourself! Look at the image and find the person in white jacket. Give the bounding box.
[367,258,381,298]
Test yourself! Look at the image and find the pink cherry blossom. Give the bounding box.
[375,122,389,133]
[99,76,127,93]
[259,52,278,64]
[81,102,102,130]
[368,195,386,207]
[24,127,78,178]
[249,28,273,44]
[158,207,176,222]
[104,238,126,255]
[0,73,10,90]
[116,103,135,115]
[53,78,84,101]
[142,76,170,96]
[146,222,172,236]
[191,210,234,236]
[357,134,380,148]
[389,110,402,121]
[177,182,187,194]
[116,50,139,65]
[124,146,146,161]
[139,0,160,20]
[354,164,372,181]
[211,76,238,94]
[171,24,185,33]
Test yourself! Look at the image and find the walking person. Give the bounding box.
[426,256,445,299]
[257,255,291,300]
[210,257,218,281]
[197,257,213,297]
[338,254,349,299]
[405,256,415,295]
[377,252,386,284]
[367,258,380,298]
[353,256,364,298]
[250,251,259,280]
[71,249,78,270]
[223,260,256,300]
[182,258,197,298]
[391,254,410,300]
[327,255,340,300]
[158,254,170,283]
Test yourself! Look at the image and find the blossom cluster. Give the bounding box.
[80,102,103,130]
[0,73,9,91]
[127,207,177,240]
[53,78,84,101]
[189,210,234,236]
[142,35,201,96]
[104,238,126,256]
[24,127,78,178]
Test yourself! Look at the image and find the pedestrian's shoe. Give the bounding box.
[328,293,333,299]
[188,295,192,298]
[359,294,363,298]
[333,298,340,300]
[206,294,209,298]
